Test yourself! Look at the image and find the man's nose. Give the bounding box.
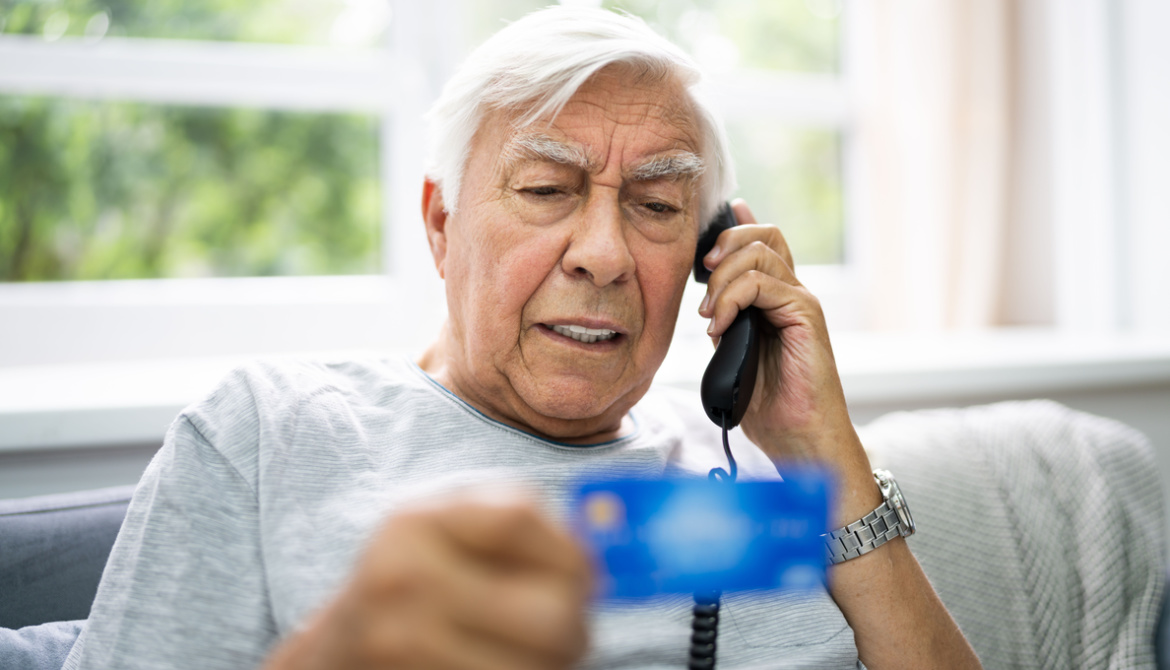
[561,195,636,287]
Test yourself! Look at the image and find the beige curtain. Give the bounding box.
[853,0,1013,330]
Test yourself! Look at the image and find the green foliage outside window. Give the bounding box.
[728,123,843,264]
[0,0,844,283]
[0,98,381,281]
[0,0,378,46]
[455,0,549,54]
[603,0,839,74]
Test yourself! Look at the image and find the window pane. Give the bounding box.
[453,0,549,58]
[0,97,381,282]
[602,0,841,74]
[0,0,391,47]
[727,122,844,264]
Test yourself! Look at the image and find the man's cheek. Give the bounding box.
[639,264,690,336]
[643,255,692,303]
[502,242,563,289]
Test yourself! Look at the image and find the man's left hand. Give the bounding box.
[697,200,876,524]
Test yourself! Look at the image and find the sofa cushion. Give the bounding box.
[0,485,135,629]
[0,620,84,670]
[860,401,1166,669]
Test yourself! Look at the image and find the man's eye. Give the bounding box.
[643,201,678,214]
[525,186,562,197]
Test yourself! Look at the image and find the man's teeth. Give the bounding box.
[550,324,618,344]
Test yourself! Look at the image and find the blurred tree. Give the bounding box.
[0,98,380,281]
[603,0,839,74]
[0,0,385,282]
[0,0,844,281]
[457,0,548,52]
[0,0,376,45]
[728,123,843,264]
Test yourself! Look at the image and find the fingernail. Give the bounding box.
[705,245,721,262]
[699,293,710,313]
[706,319,715,335]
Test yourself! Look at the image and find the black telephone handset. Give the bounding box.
[693,203,762,432]
[685,203,765,670]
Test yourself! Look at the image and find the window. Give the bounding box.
[0,0,391,45]
[0,0,855,367]
[0,98,381,281]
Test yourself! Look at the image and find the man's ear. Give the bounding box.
[421,178,449,279]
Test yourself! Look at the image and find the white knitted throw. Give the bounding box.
[859,400,1166,669]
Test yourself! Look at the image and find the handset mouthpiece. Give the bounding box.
[700,307,761,429]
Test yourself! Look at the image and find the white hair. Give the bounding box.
[424,5,736,228]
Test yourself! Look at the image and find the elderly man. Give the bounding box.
[64,7,979,670]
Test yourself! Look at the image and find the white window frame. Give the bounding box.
[0,0,860,368]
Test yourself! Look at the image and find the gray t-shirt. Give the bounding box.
[63,357,859,669]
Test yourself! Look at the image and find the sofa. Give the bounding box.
[0,484,132,669]
[2,400,1167,669]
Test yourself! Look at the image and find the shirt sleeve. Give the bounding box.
[63,413,277,670]
[0,621,84,670]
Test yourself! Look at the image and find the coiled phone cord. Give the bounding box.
[689,414,738,669]
[707,413,738,484]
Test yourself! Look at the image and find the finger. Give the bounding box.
[365,501,591,612]
[362,602,572,670]
[432,504,591,659]
[703,222,796,279]
[433,500,592,580]
[699,240,798,318]
[707,271,821,339]
[447,625,584,670]
[449,569,590,664]
[357,514,589,668]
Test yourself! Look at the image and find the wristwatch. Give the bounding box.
[822,469,915,565]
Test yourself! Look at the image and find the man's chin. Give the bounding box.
[514,376,649,435]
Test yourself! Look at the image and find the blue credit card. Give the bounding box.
[571,472,832,598]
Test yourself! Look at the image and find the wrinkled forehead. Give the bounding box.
[491,68,704,175]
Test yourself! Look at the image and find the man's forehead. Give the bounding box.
[499,69,699,161]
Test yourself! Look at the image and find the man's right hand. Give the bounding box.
[263,495,593,670]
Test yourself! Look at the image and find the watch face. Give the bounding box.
[875,469,915,537]
[891,490,915,536]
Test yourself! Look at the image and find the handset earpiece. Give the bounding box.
[693,203,762,430]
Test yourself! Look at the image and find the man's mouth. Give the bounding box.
[548,324,620,344]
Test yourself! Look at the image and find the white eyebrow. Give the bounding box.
[503,132,705,182]
[504,133,594,171]
[629,153,706,182]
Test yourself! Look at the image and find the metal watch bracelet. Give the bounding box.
[822,469,915,565]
